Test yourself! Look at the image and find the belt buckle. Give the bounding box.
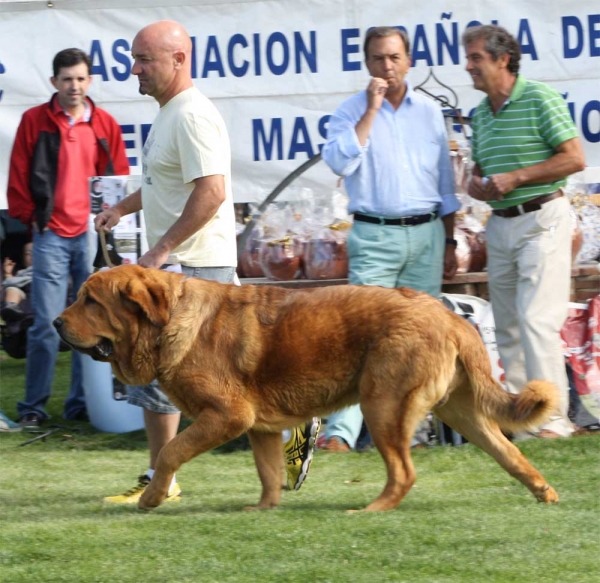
[379,217,386,226]
[399,217,407,226]
[516,204,525,215]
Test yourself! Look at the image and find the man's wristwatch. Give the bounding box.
[445,238,458,247]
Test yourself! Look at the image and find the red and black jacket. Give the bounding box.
[7,93,129,233]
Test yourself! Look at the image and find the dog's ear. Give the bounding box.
[122,274,171,327]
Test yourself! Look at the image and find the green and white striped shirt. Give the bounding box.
[471,74,579,209]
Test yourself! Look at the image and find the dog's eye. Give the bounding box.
[85,296,97,306]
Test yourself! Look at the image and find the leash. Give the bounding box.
[19,425,83,447]
[99,230,116,269]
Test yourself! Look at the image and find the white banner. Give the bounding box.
[0,0,598,209]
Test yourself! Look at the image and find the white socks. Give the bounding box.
[146,469,177,489]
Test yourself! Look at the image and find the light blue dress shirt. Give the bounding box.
[322,82,459,218]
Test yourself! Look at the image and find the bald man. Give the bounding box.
[96,21,238,504]
[96,22,319,506]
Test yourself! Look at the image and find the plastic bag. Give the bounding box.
[454,213,487,273]
[575,202,600,263]
[258,203,303,281]
[304,221,350,280]
[561,297,600,426]
[239,225,265,278]
[440,294,506,387]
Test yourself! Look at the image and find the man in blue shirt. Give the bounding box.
[321,26,460,452]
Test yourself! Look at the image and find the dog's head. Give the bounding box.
[54,264,182,385]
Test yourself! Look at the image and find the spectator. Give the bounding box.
[320,26,459,452]
[1,242,33,323]
[463,25,585,438]
[95,21,318,505]
[6,48,129,428]
[0,210,30,279]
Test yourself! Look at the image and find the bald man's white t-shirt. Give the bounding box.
[141,87,237,267]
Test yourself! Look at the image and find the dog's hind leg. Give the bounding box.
[245,430,285,510]
[434,390,559,504]
[354,389,432,513]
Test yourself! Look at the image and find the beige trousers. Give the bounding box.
[486,195,574,436]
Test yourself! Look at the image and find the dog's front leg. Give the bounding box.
[245,430,284,510]
[139,410,250,511]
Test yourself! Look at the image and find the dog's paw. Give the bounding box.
[138,489,164,511]
[536,484,559,504]
[243,502,278,511]
[137,498,158,511]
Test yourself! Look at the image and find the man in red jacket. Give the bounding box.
[7,48,129,427]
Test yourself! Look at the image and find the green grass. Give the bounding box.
[1,352,599,583]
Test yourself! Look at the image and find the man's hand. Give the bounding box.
[137,247,171,270]
[468,175,502,202]
[355,78,388,145]
[443,246,458,280]
[94,208,122,233]
[366,77,388,112]
[468,175,491,201]
[484,172,520,200]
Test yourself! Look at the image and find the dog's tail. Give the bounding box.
[454,322,559,434]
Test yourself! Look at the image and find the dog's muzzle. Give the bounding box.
[53,317,114,359]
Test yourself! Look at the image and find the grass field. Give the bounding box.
[1,352,599,583]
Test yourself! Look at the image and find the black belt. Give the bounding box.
[353,211,438,227]
[492,190,563,218]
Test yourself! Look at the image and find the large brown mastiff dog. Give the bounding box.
[54,264,560,512]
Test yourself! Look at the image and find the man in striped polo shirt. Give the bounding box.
[463,25,585,439]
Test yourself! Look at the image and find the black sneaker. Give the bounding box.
[1,302,25,323]
[17,413,42,428]
[64,409,89,422]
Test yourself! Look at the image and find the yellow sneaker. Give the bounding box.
[103,475,182,504]
[284,418,321,491]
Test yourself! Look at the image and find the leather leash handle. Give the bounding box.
[99,230,115,269]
